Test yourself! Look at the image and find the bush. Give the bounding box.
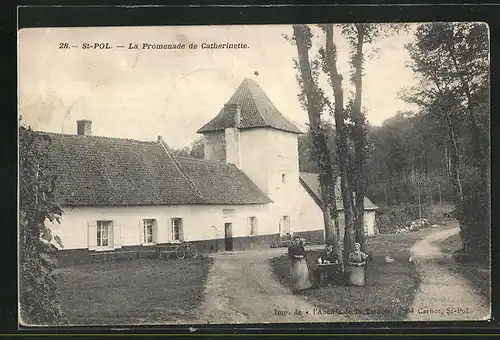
[19,125,67,325]
[376,203,431,234]
[456,191,490,262]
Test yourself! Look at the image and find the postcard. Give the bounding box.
[18,22,491,326]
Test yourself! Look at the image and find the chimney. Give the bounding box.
[234,105,241,128]
[77,120,92,136]
[223,104,241,168]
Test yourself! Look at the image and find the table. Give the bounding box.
[314,263,343,285]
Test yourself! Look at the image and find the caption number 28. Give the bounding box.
[59,43,70,49]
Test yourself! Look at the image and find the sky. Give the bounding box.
[18,24,419,149]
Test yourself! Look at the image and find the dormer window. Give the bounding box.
[281,173,286,183]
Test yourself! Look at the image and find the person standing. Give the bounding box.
[348,242,368,286]
[288,236,312,294]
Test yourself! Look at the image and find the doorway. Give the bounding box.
[280,215,291,236]
[224,222,233,251]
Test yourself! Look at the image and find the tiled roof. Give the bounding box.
[299,172,378,210]
[197,78,302,134]
[177,157,272,205]
[37,132,271,206]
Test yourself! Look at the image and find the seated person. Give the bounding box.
[316,243,342,285]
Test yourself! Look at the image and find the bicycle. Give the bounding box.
[157,241,198,260]
[174,241,198,259]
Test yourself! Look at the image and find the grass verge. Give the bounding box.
[270,229,435,321]
[436,232,491,302]
[55,256,213,325]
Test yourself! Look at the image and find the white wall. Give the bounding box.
[239,128,303,236]
[238,128,271,195]
[294,185,324,234]
[365,211,376,236]
[334,210,377,238]
[47,203,272,250]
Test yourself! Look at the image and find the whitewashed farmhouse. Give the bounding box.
[40,78,377,265]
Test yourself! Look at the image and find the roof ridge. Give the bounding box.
[176,156,233,166]
[157,139,205,200]
[300,171,320,175]
[37,131,157,144]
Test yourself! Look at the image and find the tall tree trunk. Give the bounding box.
[438,183,443,206]
[293,25,338,248]
[417,180,422,219]
[444,146,449,182]
[351,24,367,249]
[320,171,336,244]
[444,110,467,251]
[424,150,429,176]
[331,176,341,244]
[322,24,355,262]
[444,113,463,204]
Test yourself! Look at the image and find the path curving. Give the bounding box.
[405,225,490,321]
[194,225,490,324]
[195,247,348,324]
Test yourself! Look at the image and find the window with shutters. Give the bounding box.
[97,220,113,249]
[249,216,257,236]
[171,218,183,241]
[143,219,157,244]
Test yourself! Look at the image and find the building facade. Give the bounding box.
[39,78,377,266]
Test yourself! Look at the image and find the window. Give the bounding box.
[88,221,121,251]
[249,216,258,236]
[171,218,183,241]
[143,219,157,244]
[222,209,235,218]
[97,221,113,248]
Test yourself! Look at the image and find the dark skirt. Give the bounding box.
[290,259,312,292]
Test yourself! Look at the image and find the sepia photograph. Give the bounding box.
[18,22,491,326]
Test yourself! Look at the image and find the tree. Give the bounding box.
[341,23,409,248]
[189,136,205,159]
[403,22,490,257]
[291,25,339,250]
[319,24,356,260]
[169,146,191,158]
[19,122,67,325]
[298,122,338,174]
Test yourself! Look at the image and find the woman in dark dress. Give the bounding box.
[348,242,368,286]
[288,236,312,294]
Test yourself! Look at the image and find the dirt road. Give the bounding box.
[405,225,490,321]
[195,225,490,324]
[196,246,348,324]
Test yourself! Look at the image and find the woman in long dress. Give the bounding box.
[348,242,368,286]
[288,236,312,294]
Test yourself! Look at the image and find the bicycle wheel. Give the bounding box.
[188,244,198,259]
[159,250,169,260]
[175,245,186,259]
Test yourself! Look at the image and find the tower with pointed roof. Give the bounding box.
[197,78,303,234]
